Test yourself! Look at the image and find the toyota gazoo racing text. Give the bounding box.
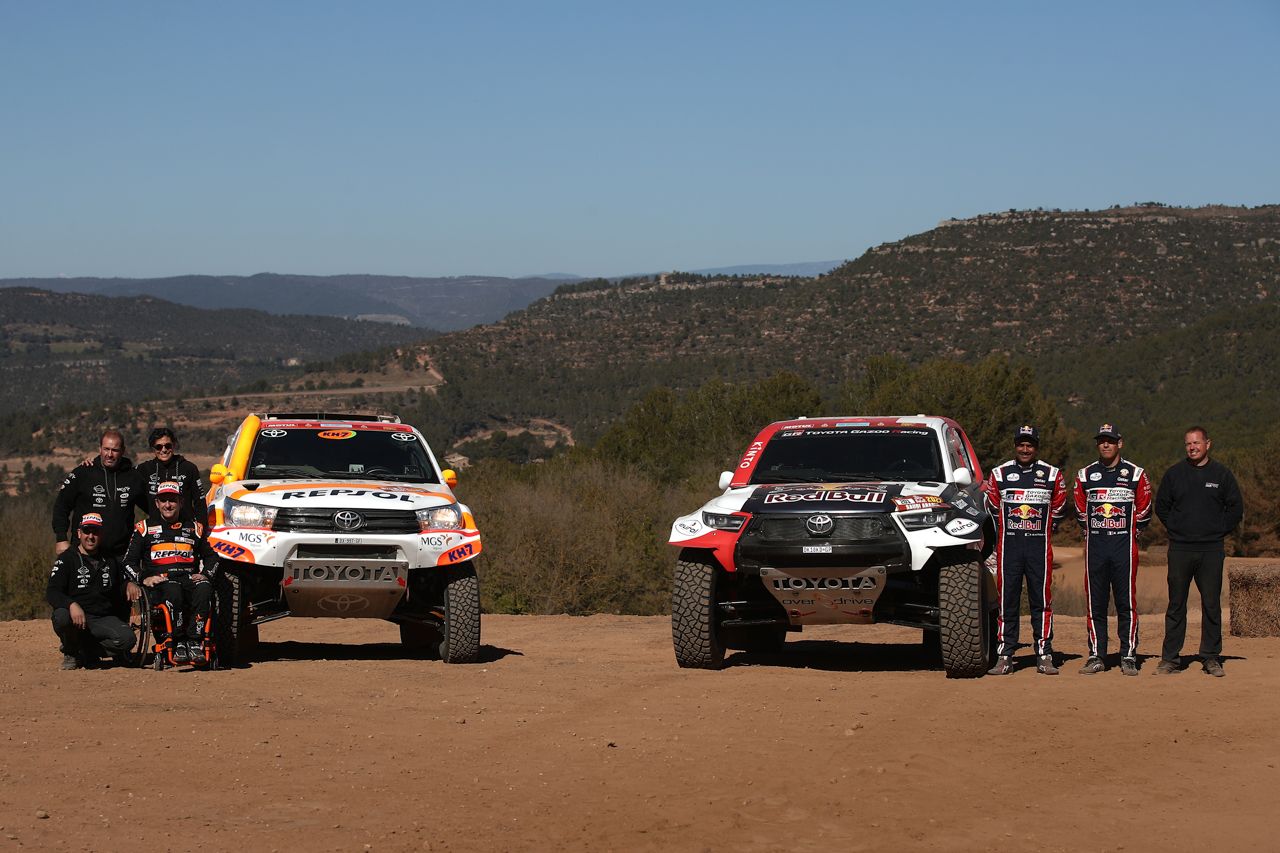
[669,417,997,677]
[205,412,482,664]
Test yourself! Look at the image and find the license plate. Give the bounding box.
[335,537,363,545]
[802,545,833,554]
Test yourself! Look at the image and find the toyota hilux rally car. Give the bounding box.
[670,416,997,677]
[204,412,482,664]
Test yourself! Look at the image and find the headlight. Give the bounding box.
[417,504,463,531]
[898,511,949,531]
[703,511,746,532]
[225,497,277,529]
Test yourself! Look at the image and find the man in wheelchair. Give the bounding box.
[124,481,221,667]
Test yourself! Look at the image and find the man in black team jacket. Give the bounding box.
[135,427,207,523]
[48,513,141,669]
[51,429,140,559]
[1154,426,1244,677]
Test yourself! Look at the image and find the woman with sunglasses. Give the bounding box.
[136,428,208,524]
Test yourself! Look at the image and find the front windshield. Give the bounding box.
[748,427,945,485]
[248,427,439,483]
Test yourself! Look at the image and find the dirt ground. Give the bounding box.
[2,587,1277,853]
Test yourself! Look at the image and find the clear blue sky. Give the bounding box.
[2,2,1277,279]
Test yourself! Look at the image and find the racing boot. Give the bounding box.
[1079,656,1105,674]
[1036,653,1060,675]
[987,655,1014,676]
[1120,657,1139,676]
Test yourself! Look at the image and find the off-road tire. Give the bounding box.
[939,559,993,678]
[672,554,726,669]
[438,563,481,664]
[217,572,259,667]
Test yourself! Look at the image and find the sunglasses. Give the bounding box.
[152,442,174,451]
[80,528,102,536]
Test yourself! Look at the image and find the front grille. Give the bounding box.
[753,514,892,541]
[274,507,419,534]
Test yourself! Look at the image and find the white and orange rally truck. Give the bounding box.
[205,412,482,664]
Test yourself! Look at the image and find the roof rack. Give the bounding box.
[259,412,401,424]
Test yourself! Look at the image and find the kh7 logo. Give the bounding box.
[441,542,476,564]
[211,540,249,560]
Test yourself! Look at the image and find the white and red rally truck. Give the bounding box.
[205,412,482,664]
[670,416,997,677]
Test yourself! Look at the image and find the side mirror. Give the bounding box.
[718,471,733,490]
[442,468,459,488]
[209,463,231,485]
[951,467,973,487]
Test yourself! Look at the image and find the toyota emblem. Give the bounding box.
[806,514,834,535]
[333,510,364,531]
[317,594,369,613]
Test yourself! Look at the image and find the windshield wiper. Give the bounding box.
[250,464,327,478]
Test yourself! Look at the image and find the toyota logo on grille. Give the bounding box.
[333,510,364,531]
[806,514,834,535]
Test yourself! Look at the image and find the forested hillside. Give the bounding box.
[0,289,434,414]
[408,205,1278,452]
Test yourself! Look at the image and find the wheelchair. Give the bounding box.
[129,579,221,671]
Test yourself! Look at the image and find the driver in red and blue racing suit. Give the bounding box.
[982,425,1068,676]
[124,481,220,667]
[1072,424,1152,676]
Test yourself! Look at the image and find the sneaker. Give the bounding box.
[1079,657,1105,674]
[173,642,191,665]
[61,653,81,671]
[188,642,208,667]
[1203,657,1225,678]
[987,655,1014,676]
[1036,654,1059,675]
[1120,658,1139,676]
[1154,659,1180,675]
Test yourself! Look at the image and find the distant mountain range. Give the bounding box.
[0,288,433,416]
[1,263,843,330]
[0,273,572,331]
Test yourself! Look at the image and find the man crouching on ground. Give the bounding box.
[47,513,141,669]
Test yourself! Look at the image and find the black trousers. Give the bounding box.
[1161,549,1224,662]
[153,575,213,641]
[51,608,134,658]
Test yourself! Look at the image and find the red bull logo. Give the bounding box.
[1090,502,1127,530]
[1006,503,1044,531]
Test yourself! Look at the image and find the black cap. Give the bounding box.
[1014,425,1040,446]
[1095,423,1122,441]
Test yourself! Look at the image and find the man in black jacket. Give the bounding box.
[51,429,140,559]
[48,513,141,669]
[1154,426,1244,677]
[135,427,207,523]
